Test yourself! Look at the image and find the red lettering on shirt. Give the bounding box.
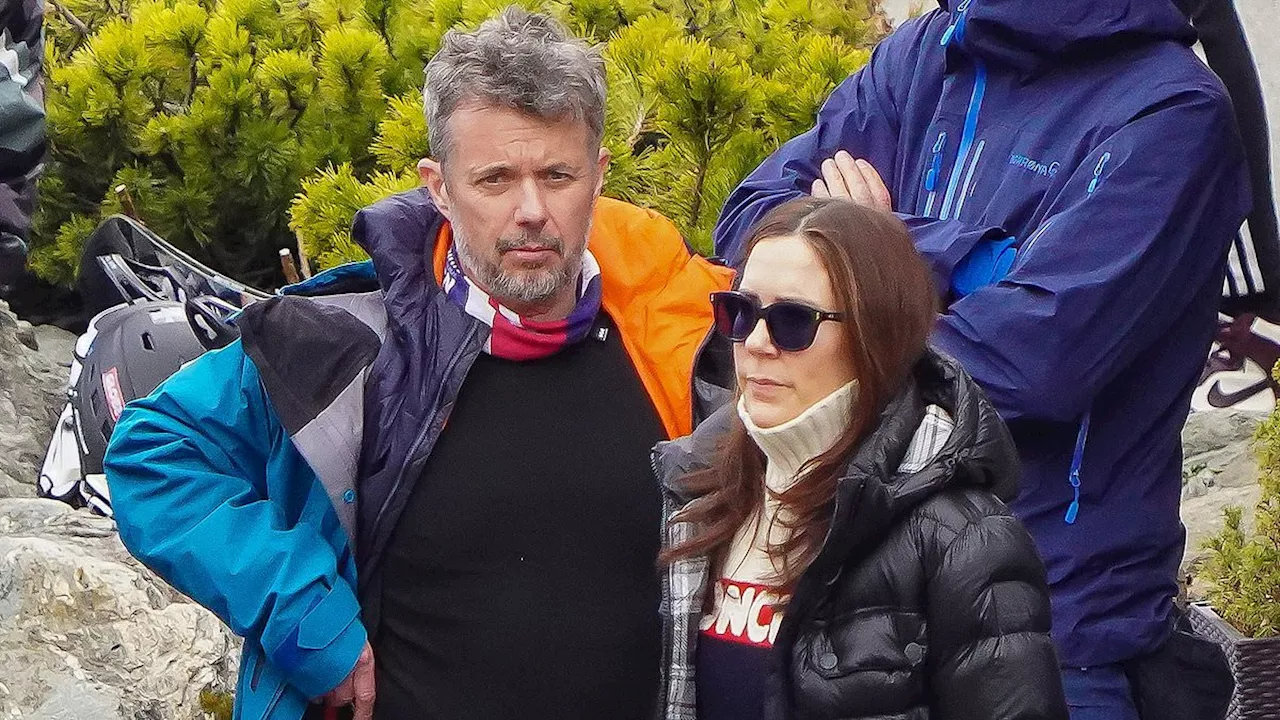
[700,579,787,648]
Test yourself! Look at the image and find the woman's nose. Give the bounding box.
[743,317,778,356]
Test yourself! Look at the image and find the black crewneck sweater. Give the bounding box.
[373,311,666,719]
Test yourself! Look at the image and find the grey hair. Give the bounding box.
[423,7,607,162]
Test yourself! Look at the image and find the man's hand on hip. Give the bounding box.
[812,151,893,212]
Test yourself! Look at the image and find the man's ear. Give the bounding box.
[594,147,611,198]
[418,158,453,221]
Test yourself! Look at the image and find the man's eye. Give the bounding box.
[480,174,507,186]
[548,171,573,182]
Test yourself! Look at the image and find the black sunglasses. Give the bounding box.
[710,290,845,352]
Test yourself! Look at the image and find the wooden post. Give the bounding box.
[295,241,313,279]
[279,248,301,284]
[115,184,140,222]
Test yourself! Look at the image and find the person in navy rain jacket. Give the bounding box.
[712,1,1251,717]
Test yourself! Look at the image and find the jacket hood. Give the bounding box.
[939,0,1194,71]
[348,187,448,334]
[656,349,1019,566]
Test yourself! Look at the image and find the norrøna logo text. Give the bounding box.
[1009,154,1060,177]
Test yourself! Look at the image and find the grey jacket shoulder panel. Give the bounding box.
[237,290,387,543]
[238,293,382,434]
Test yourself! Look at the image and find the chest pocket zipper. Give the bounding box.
[1087,152,1111,195]
[924,131,947,217]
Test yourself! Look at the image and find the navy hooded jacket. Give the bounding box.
[713,0,1250,667]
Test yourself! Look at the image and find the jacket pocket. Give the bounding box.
[792,621,929,719]
[798,613,928,679]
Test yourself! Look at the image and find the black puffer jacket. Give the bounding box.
[656,351,1068,720]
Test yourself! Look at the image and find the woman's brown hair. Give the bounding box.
[660,197,938,596]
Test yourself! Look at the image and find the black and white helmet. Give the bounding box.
[39,301,207,516]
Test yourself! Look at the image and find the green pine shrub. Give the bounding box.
[36,0,887,286]
[1198,361,1280,638]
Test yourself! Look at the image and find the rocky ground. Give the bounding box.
[0,300,238,720]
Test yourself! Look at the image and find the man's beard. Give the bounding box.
[453,228,584,307]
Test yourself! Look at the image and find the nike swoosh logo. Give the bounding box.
[1207,379,1272,408]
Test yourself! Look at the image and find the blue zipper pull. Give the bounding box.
[955,0,974,43]
[1087,152,1111,195]
[942,0,974,46]
[925,132,947,192]
[1064,411,1091,525]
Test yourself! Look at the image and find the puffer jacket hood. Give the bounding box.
[940,0,1194,72]
[807,348,1017,584]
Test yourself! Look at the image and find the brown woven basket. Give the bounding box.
[1188,603,1280,719]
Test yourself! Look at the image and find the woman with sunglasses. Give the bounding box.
[656,197,1067,720]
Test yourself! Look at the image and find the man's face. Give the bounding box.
[419,101,608,313]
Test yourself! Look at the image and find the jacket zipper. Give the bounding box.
[261,683,286,718]
[367,321,483,562]
[923,131,947,217]
[940,0,973,46]
[1017,152,1108,269]
[953,138,986,220]
[940,59,987,220]
[1065,411,1091,525]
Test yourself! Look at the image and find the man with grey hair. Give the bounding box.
[104,6,732,720]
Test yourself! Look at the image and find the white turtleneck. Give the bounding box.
[699,380,857,646]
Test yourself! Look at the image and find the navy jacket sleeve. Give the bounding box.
[931,89,1250,423]
[711,20,922,263]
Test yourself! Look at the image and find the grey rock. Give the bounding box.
[1181,410,1269,576]
[34,324,78,369]
[24,675,125,720]
[16,320,38,351]
[1181,409,1268,512]
[0,300,66,500]
[1,291,239,719]
[0,500,241,720]
[1182,409,1268,463]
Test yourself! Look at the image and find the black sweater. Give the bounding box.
[374,312,666,719]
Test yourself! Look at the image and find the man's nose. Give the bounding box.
[514,178,549,227]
